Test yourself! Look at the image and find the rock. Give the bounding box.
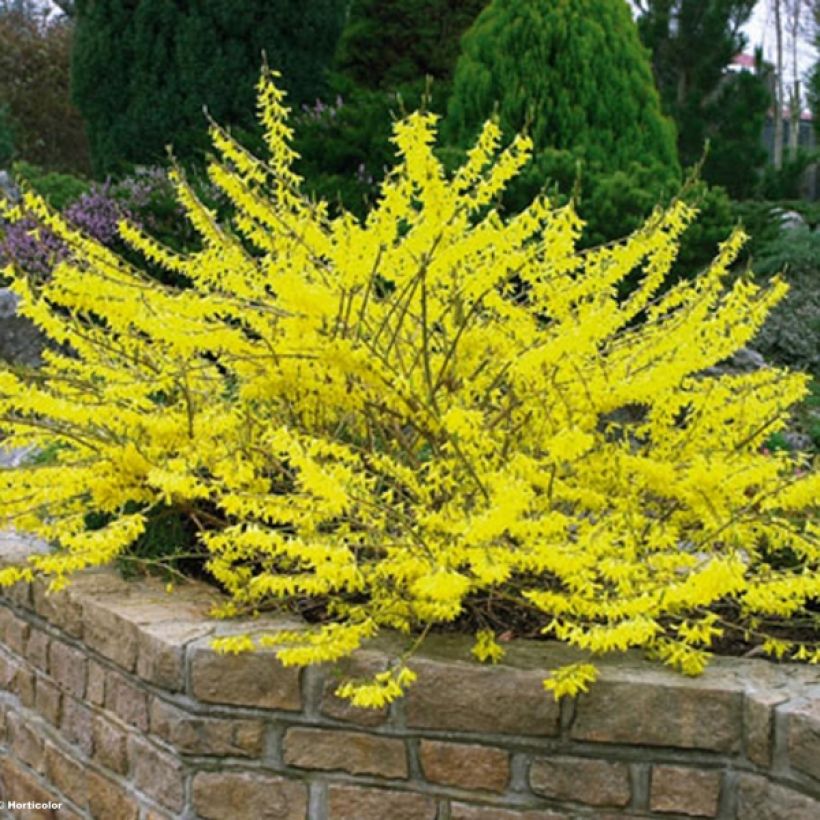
[773,208,807,232]
[702,347,767,378]
[0,286,45,367]
[781,431,814,452]
[0,169,18,203]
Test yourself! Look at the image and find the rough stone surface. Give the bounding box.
[8,711,45,774]
[190,644,302,711]
[82,596,139,671]
[32,580,83,638]
[319,650,389,727]
[25,627,50,672]
[192,772,307,820]
[87,770,140,820]
[59,696,93,757]
[571,678,742,751]
[48,640,86,699]
[44,741,87,806]
[92,714,129,775]
[128,734,186,812]
[34,673,62,726]
[784,698,820,781]
[449,805,569,820]
[745,690,788,767]
[419,739,509,792]
[137,619,214,691]
[0,287,46,367]
[530,756,631,808]
[736,773,820,820]
[405,658,560,735]
[649,765,722,817]
[283,726,407,778]
[1,756,71,816]
[326,784,437,820]
[105,670,149,731]
[150,697,266,757]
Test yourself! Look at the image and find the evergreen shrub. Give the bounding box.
[0,72,817,704]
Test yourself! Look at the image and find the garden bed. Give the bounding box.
[0,534,818,819]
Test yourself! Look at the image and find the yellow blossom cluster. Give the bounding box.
[0,70,817,704]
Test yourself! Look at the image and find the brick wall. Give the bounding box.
[0,541,817,819]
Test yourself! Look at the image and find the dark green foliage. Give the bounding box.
[337,0,487,90]
[11,161,89,209]
[72,0,346,174]
[636,1,770,198]
[757,149,819,201]
[443,0,680,243]
[0,104,14,166]
[295,77,454,218]
[751,226,820,378]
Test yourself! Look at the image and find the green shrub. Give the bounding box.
[0,72,817,704]
[72,0,347,173]
[444,0,681,244]
[11,161,89,210]
[0,103,15,167]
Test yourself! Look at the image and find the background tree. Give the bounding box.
[0,4,90,172]
[635,0,770,195]
[336,0,487,90]
[72,0,346,174]
[444,0,680,243]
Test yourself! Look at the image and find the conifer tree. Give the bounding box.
[444,0,680,242]
[72,0,346,174]
[336,0,487,90]
[635,0,770,197]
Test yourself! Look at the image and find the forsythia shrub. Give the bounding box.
[0,71,818,705]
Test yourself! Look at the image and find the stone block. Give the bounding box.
[0,757,67,819]
[327,784,437,820]
[34,673,62,725]
[8,711,45,774]
[60,696,94,757]
[650,765,721,817]
[25,628,50,673]
[745,690,788,768]
[530,755,630,808]
[571,677,742,752]
[32,579,83,637]
[86,659,106,705]
[419,740,509,792]
[405,658,560,736]
[128,735,186,812]
[736,773,820,820]
[150,698,266,757]
[189,644,301,711]
[13,661,35,707]
[82,595,139,671]
[284,726,407,778]
[192,771,307,820]
[784,698,820,781]
[44,742,87,806]
[48,640,87,699]
[87,770,139,820]
[319,651,390,727]
[136,620,214,691]
[92,714,129,775]
[1,608,30,655]
[104,670,149,731]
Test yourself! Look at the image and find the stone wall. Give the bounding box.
[0,542,817,819]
